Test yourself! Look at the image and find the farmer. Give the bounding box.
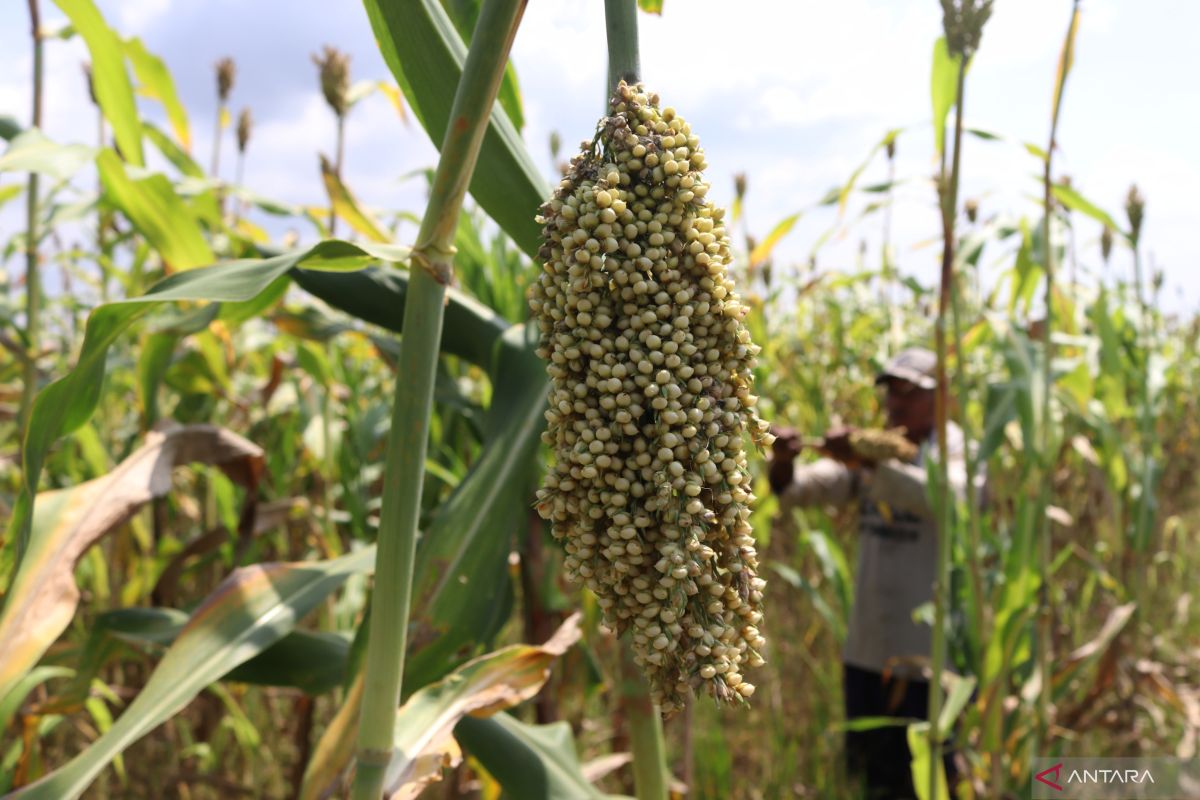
[768,347,976,799]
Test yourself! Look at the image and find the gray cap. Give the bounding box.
[875,347,937,390]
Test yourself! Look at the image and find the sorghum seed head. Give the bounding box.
[236,108,253,154]
[215,57,236,103]
[530,82,771,715]
[313,46,351,118]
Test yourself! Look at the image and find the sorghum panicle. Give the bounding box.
[529,82,773,714]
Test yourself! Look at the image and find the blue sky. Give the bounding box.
[2,0,1197,312]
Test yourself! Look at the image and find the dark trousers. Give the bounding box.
[843,663,956,800]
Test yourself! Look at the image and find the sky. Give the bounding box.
[1,0,1198,312]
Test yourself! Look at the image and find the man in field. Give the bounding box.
[768,347,973,799]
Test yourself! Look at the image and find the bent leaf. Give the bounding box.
[53,0,143,166]
[455,712,627,800]
[8,547,377,800]
[383,614,582,796]
[363,0,547,258]
[298,671,365,800]
[5,240,407,572]
[124,37,190,151]
[96,150,213,270]
[0,423,263,705]
[749,212,801,268]
[290,265,509,368]
[0,130,95,181]
[69,608,351,699]
[299,326,548,795]
[1051,183,1124,237]
[404,323,548,689]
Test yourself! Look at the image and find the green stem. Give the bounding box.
[604,0,640,96]
[330,113,345,237]
[949,267,986,670]
[350,1,527,797]
[1035,0,1078,760]
[621,638,668,800]
[928,55,967,800]
[211,103,223,177]
[19,0,44,441]
[603,6,669,795]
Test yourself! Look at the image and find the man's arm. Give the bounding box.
[867,434,980,519]
[777,458,857,511]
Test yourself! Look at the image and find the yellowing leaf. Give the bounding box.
[0,424,263,705]
[749,212,801,268]
[96,149,214,270]
[930,37,961,157]
[124,37,190,151]
[219,105,232,131]
[383,614,582,795]
[1051,4,1081,129]
[320,154,391,243]
[376,81,409,123]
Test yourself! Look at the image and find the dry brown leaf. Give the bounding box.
[381,613,582,796]
[0,423,263,702]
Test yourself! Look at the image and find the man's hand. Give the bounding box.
[771,425,803,462]
[768,425,802,494]
[822,426,872,467]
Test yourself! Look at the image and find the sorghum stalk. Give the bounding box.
[211,57,235,177]
[313,46,351,236]
[604,0,640,101]
[603,6,669,795]
[19,0,44,442]
[621,633,669,800]
[929,4,992,794]
[928,53,967,798]
[1035,0,1080,761]
[349,1,526,797]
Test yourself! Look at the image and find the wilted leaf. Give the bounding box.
[1052,602,1136,692]
[298,671,365,800]
[1051,3,1081,129]
[375,81,409,123]
[383,615,582,796]
[5,240,407,571]
[0,423,263,705]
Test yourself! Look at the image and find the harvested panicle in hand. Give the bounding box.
[849,427,919,463]
[529,82,774,714]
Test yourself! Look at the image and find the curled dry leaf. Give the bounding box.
[0,423,263,704]
[372,614,582,798]
[301,614,582,800]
